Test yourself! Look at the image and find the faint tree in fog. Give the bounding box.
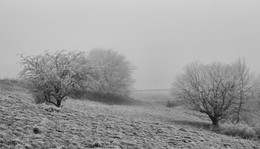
[256,74,260,97]
[19,50,98,107]
[172,61,255,126]
[231,58,256,124]
[88,49,135,96]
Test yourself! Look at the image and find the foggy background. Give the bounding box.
[1,0,260,90]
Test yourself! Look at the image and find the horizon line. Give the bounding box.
[132,88,171,92]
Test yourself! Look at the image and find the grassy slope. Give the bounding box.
[0,82,259,149]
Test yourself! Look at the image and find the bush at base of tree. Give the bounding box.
[219,123,259,140]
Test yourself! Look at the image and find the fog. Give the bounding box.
[1,0,260,90]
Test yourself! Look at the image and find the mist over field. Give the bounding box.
[1,1,260,149]
[1,0,260,90]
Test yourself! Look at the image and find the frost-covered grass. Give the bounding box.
[0,82,259,148]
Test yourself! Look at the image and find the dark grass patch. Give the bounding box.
[88,93,140,105]
[166,100,185,108]
[169,119,212,130]
[70,90,140,105]
[166,101,178,107]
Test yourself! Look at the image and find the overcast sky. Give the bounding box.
[1,0,260,90]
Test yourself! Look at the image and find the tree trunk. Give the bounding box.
[235,91,243,124]
[56,99,62,107]
[235,111,240,124]
[209,116,219,127]
[53,93,63,107]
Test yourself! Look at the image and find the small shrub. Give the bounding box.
[253,127,260,139]
[220,123,256,139]
[166,101,178,107]
[32,91,45,104]
[33,127,41,134]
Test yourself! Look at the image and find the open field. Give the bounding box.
[0,81,259,148]
[131,89,173,105]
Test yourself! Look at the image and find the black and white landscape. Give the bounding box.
[1,1,260,149]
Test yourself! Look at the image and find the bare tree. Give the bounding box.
[88,49,135,96]
[172,62,240,126]
[231,59,255,124]
[19,50,98,107]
